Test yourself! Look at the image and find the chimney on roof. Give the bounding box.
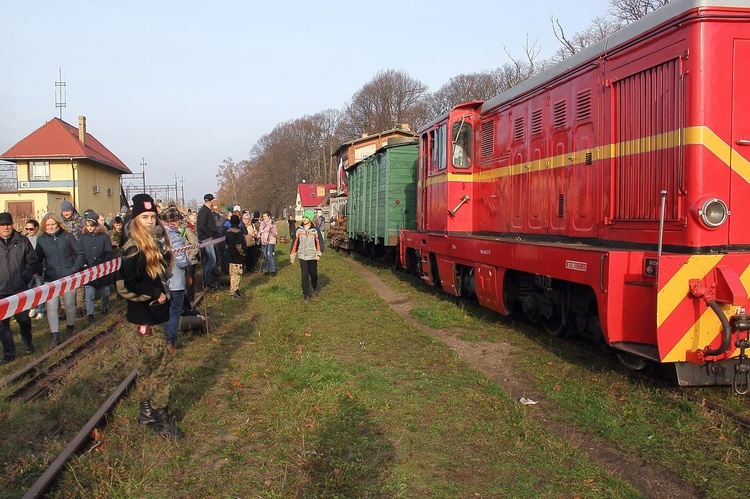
[398,123,410,131]
[78,116,86,145]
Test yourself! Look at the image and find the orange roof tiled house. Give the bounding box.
[0,116,131,223]
[294,183,335,220]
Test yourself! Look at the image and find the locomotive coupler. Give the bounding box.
[691,280,734,360]
[689,280,716,302]
[731,317,750,395]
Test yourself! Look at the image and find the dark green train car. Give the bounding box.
[346,138,418,259]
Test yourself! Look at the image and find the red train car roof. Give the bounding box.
[481,0,750,115]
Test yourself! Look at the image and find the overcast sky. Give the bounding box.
[0,0,610,205]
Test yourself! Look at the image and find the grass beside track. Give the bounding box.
[0,247,748,497]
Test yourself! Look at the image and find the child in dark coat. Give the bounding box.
[225,215,247,298]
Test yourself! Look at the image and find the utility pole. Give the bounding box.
[140,157,147,192]
[179,176,185,207]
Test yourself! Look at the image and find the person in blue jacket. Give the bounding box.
[35,212,85,348]
[80,212,114,324]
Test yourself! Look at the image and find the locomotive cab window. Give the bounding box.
[451,119,472,169]
[431,124,447,171]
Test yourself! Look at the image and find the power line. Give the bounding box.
[0,94,46,127]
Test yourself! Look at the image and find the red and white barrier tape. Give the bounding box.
[0,237,225,321]
[173,236,225,254]
[0,259,120,321]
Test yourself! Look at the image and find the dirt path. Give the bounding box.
[349,259,702,499]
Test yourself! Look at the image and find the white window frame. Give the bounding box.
[29,161,50,181]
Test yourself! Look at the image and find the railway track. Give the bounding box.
[1,291,206,398]
[7,322,120,402]
[0,303,126,394]
[5,289,207,498]
[680,392,750,431]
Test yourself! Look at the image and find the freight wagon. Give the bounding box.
[331,138,418,261]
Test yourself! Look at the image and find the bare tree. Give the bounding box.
[340,69,431,139]
[224,110,344,216]
[550,0,672,58]
[427,71,504,116]
[215,158,242,206]
[549,14,622,60]
[610,0,672,23]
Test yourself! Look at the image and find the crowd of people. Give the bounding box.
[0,192,329,439]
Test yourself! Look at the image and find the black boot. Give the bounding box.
[65,324,75,340]
[50,332,60,349]
[19,321,34,354]
[152,407,184,439]
[137,401,155,425]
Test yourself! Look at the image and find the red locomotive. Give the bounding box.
[399,0,750,390]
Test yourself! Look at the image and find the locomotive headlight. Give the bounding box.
[697,198,729,228]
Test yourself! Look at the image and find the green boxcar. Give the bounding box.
[347,139,418,253]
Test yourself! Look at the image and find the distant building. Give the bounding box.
[295,183,335,220]
[0,116,131,222]
[332,123,416,175]
[328,124,418,223]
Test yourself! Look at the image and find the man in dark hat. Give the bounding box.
[81,211,114,324]
[196,193,220,289]
[0,212,42,363]
[60,200,83,238]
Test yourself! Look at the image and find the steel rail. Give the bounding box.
[17,289,207,495]
[0,303,126,391]
[21,368,137,499]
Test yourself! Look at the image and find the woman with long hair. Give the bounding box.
[259,211,277,276]
[35,212,84,348]
[116,194,183,439]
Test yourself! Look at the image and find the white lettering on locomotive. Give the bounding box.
[565,260,587,272]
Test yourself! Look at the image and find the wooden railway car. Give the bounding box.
[338,138,418,259]
[399,0,750,389]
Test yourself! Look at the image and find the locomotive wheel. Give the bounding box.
[388,246,402,271]
[405,249,419,275]
[616,352,649,371]
[542,313,566,337]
